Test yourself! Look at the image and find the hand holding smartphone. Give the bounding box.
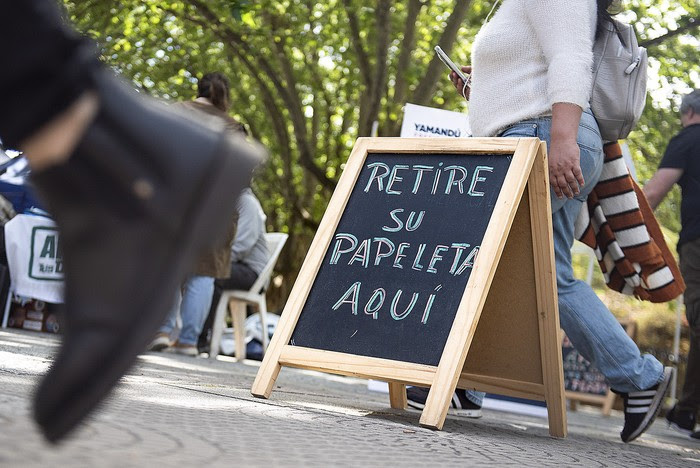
[434,46,470,85]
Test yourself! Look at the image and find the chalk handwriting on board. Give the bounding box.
[329,161,491,324]
[291,152,511,366]
[363,162,493,196]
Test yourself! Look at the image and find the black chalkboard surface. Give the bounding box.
[290,152,512,366]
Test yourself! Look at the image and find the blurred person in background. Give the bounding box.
[150,72,249,356]
[645,89,700,441]
[198,181,270,354]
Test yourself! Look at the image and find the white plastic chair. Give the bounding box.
[208,232,288,360]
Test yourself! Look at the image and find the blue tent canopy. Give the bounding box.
[0,157,45,214]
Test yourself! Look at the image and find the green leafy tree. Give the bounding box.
[63,0,698,309]
[626,1,699,234]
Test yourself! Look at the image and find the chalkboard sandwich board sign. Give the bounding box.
[252,137,567,437]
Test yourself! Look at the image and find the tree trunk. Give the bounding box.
[388,0,427,135]
[411,0,472,106]
[360,0,393,137]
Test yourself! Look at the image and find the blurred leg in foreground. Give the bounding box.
[0,1,263,442]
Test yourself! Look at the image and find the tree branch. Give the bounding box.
[304,0,335,155]
[393,0,426,105]
[183,0,337,190]
[639,17,698,48]
[360,0,393,136]
[388,0,426,135]
[342,0,373,87]
[411,0,472,106]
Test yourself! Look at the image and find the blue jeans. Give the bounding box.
[160,275,215,346]
[465,111,663,405]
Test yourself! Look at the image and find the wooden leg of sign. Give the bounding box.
[529,142,567,438]
[251,312,289,397]
[602,391,616,416]
[251,348,283,398]
[388,383,407,409]
[253,139,373,398]
[419,138,541,430]
[569,399,578,412]
[251,303,296,397]
[418,276,485,429]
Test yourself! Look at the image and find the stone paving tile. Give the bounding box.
[0,329,698,467]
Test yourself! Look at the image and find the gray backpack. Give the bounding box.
[590,19,648,142]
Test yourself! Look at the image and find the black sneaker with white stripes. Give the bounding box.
[619,366,674,443]
[406,386,482,418]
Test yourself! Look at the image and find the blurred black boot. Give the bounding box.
[30,70,263,442]
[666,404,697,435]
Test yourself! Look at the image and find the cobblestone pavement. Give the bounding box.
[0,329,698,467]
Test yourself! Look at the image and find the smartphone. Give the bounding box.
[434,46,469,85]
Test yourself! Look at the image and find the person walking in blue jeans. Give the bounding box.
[408,0,672,443]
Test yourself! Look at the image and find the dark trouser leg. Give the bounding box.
[680,239,700,415]
[197,263,259,350]
[0,1,97,148]
[679,301,700,414]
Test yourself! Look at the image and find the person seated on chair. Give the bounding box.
[149,72,247,356]
[198,184,270,353]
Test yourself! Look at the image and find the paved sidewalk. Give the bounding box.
[0,329,698,467]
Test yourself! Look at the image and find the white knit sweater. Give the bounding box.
[468,0,597,137]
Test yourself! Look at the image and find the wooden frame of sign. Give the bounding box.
[252,137,567,437]
[564,320,637,416]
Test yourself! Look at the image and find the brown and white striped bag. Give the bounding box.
[574,142,684,303]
